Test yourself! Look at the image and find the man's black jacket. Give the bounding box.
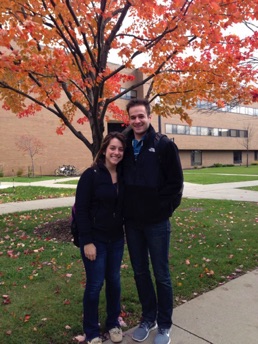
[123,125,183,223]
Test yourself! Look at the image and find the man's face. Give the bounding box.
[128,105,151,140]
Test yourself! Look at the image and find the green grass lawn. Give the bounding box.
[0,199,257,344]
[0,186,75,203]
[238,185,258,191]
[183,165,258,184]
[55,179,79,185]
[0,176,66,183]
[0,165,258,342]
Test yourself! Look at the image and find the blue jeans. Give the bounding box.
[80,239,124,340]
[125,219,173,329]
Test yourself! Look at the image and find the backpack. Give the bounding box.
[70,204,79,247]
[70,168,97,247]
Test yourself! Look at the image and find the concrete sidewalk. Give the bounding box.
[113,268,258,344]
[0,196,75,214]
[183,180,258,202]
[0,179,258,343]
[0,178,257,215]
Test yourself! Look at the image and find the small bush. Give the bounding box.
[213,163,223,167]
[16,168,23,177]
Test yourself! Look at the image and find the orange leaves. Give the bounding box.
[77,116,89,125]
[0,0,258,156]
[251,90,258,102]
[210,1,221,12]
[107,103,129,124]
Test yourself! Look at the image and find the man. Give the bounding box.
[123,99,183,344]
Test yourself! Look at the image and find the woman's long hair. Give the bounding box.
[92,132,126,167]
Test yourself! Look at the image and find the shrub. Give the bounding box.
[213,163,223,167]
[16,168,24,177]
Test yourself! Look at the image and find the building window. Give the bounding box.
[107,122,125,133]
[200,127,208,136]
[233,151,242,164]
[200,101,258,117]
[165,124,248,138]
[239,130,248,138]
[230,129,238,137]
[219,128,229,137]
[191,150,202,166]
[207,128,213,136]
[177,125,186,134]
[190,126,197,135]
[165,124,177,134]
[165,124,173,134]
[120,88,137,99]
[213,128,219,136]
[254,151,258,161]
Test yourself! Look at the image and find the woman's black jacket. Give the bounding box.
[75,163,124,246]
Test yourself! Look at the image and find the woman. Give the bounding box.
[75,132,126,344]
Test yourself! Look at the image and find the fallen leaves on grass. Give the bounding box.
[74,334,86,343]
[2,294,11,304]
[23,314,31,322]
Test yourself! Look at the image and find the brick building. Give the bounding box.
[1,64,258,176]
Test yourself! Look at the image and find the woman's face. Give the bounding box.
[104,138,124,167]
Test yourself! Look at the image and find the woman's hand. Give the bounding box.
[84,243,97,261]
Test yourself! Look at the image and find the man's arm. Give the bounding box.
[159,139,184,210]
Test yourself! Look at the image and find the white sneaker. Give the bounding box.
[87,337,102,344]
[109,327,123,343]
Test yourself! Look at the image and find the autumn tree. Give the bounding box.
[0,0,258,158]
[15,134,45,177]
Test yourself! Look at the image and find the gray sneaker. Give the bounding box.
[132,321,157,342]
[154,328,171,344]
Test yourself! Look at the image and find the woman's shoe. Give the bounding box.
[109,327,123,343]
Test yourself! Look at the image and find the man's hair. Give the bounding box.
[126,99,151,117]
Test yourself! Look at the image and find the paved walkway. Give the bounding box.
[116,268,258,344]
[0,178,258,343]
[1,178,258,215]
[183,180,258,202]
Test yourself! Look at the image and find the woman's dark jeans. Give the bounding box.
[80,238,124,340]
[125,219,173,329]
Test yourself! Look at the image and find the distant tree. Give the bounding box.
[239,123,255,167]
[1,0,258,157]
[15,135,45,177]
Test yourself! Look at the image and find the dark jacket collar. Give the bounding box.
[126,124,156,144]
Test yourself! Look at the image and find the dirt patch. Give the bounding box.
[34,218,74,244]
